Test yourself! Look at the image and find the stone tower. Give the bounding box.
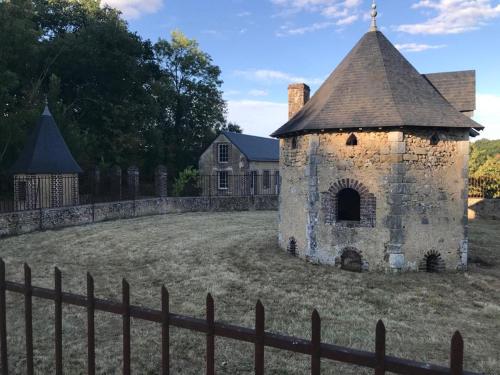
[271,3,483,272]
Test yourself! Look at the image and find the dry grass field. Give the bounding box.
[0,211,499,374]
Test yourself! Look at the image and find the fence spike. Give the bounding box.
[54,268,63,375]
[122,279,131,375]
[206,293,215,375]
[161,286,170,375]
[0,259,7,375]
[255,300,265,375]
[375,320,386,375]
[24,264,33,375]
[311,309,321,375]
[86,273,95,375]
[450,331,464,375]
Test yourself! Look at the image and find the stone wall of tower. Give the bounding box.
[278,128,470,272]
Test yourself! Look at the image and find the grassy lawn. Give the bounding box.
[0,211,499,374]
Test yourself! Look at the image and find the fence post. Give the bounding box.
[450,331,464,375]
[122,279,131,375]
[255,300,265,375]
[38,178,43,231]
[87,273,95,375]
[161,286,170,375]
[206,293,215,375]
[54,268,63,375]
[155,166,168,198]
[311,309,320,375]
[24,264,33,375]
[375,320,385,375]
[0,259,7,375]
[111,166,122,201]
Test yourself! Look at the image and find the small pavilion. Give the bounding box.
[10,104,82,210]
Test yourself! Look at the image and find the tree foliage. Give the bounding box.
[0,0,228,178]
[469,139,500,177]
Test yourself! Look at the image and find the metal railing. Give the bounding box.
[0,260,482,375]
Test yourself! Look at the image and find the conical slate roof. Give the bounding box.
[10,106,82,174]
[272,30,483,137]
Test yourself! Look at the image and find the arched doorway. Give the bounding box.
[340,248,362,272]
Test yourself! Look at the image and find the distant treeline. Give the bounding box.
[470,139,500,178]
[0,0,240,178]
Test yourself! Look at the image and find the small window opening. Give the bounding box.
[291,136,298,149]
[430,133,440,146]
[346,133,358,146]
[287,237,297,256]
[337,188,361,221]
[341,249,362,272]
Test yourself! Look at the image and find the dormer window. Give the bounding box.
[218,143,229,163]
[346,133,358,146]
[430,133,440,146]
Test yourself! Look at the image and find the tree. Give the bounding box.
[221,122,243,133]
[0,1,228,180]
[153,31,226,177]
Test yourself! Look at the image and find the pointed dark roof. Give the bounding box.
[222,131,279,162]
[10,106,83,174]
[272,30,483,138]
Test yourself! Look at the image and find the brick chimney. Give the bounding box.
[288,83,310,120]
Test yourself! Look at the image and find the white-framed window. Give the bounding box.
[218,143,229,163]
[263,170,270,189]
[218,171,229,190]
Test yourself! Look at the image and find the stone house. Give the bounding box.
[271,5,484,272]
[10,105,82,209]
[199,131,280,195]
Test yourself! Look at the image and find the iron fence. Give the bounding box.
[468,177,500,199]
[0,260,481,375]
[0,173,280,214]
[1,173,498,214]
[179,173,280,197]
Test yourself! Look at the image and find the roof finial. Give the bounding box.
[42,95,51,116]
[370,0,378,31]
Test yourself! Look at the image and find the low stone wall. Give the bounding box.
[0,196,278,238]
[468,198,500,220]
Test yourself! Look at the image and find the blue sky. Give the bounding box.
[105,0,500,139]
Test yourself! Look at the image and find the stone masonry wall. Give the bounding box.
[278,128,470,272]
[0,195,278,238]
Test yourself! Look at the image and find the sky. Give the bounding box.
[104,0,500,140]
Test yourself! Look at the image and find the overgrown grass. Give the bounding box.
[0,212,499,374]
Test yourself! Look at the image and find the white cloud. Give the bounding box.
[474,93,500,140]
[395,43,447,52]
[234,69,323,85]
[277,21,335,35]
[227,100,288,137]
[271,0,364,35]
[248,90,269,97]
[237,11,252,17]
[103,0,163,19]
[398,0,500,35]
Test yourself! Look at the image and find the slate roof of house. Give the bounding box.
[10,106,83,174]
[271,30,483,138]
[222,131,279,162]
[423,70,476,113]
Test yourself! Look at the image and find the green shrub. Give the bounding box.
[172,167,201,197]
